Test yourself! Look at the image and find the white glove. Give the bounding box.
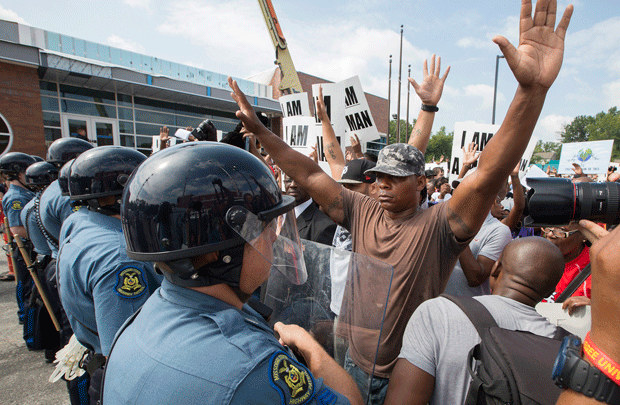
[49,334,88,382]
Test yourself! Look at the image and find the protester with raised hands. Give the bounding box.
[229,0,572,400]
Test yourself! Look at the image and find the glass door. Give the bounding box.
[62,115,119,147]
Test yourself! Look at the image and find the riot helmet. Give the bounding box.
[122,142,305,289]
[31,155,44,162]
[69,146,146,212]
[25,161,59,190]
[0,152,37,181]
[58,159,74,196]
[46,137,94,167]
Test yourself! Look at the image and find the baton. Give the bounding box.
[4,217,18,285]
[14,235,61,331]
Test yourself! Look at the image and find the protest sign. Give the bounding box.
[558,140,614,174]
[449,122,500,183]
[340,76,380,141]
[312,82,346,141]
[425,162,449,176]
[279,93,311,118]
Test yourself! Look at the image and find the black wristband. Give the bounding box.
[421,104,439,112]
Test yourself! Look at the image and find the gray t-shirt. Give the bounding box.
[444,212,512,296]
[399,295,557,405]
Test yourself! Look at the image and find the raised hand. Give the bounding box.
[350,133,363,158]
[408,54,450,106]
[228,77,269,136]
[571,162,583,176]
[316,85,330,123]
[493,0,573,90]
[462,142,480,167]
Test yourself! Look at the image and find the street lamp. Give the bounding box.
[492,55,505,125]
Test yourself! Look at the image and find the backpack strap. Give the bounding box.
[554,263,591,304]
[440,294,498,337]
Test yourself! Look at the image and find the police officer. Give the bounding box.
[102,142,363,405]
[0,152,36,323]
[39,137,93,258]
[57,146,162,404]
[20,161,60,359]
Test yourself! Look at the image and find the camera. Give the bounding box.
[190,119,217,142]
[524,178,620,226]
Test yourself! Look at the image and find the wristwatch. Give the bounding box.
[553,336,620,404]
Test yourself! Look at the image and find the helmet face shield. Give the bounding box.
[226,205,307,285]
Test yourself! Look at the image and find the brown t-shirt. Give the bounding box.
[340,188,470,377]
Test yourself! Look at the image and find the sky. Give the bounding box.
[1,0,618,143]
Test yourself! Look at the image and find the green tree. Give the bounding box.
[388,118,414,145]
[532,140,562,164]
[560,107,620,158]
[425,126,454,163]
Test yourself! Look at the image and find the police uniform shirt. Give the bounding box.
[57,209,162,356]
[39,180,75,258]
[20,198,52,256]
[102,279,350,405]
[2,184,35,228]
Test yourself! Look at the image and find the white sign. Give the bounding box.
[279,93,312,118]
[558,140,615,174]
[518,136,538,179]
[312,82,346,142]
[425,162,449,176]
[449,122,500,183]
[340,76,380,142]
[151,135,179,153]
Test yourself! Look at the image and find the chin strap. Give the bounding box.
[162,244,246,289]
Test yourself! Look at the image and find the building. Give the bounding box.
[0,19,388,160]
[0,19,280,157]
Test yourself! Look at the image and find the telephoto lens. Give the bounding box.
[524,178,620,226]
[190,119,217,141]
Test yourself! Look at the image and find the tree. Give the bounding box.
[532,140,562,164]
[388,118,414,145]
[425,126,454,163]
[560,107,620,159]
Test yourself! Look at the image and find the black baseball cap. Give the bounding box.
[337,159,376,184]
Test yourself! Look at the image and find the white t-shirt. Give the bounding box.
[431,191,451,202]
[444,212,512,296]
[399,295,557,405]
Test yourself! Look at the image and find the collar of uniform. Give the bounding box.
[159,278,272,333]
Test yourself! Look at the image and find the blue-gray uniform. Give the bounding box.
[102,279,350,405]
[57,209,162,356]
[21,197,53,256]
[39,180,75,258]
[3,183,35,229]
[3,184,35,322]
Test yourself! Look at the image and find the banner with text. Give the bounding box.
[558,140,615,174]
[449,122,500,183]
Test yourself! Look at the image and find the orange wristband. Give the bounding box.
[583,332,620,385]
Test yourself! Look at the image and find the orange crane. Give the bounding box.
[257,0,303,94]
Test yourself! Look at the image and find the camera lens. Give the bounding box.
[525,178,620,226]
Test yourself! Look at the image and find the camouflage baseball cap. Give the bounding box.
[365,143,425,177]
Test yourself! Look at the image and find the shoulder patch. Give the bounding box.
[269,351,315,405]
[114,267,147,298]
[72,205,82,212]
[11,200,23,210]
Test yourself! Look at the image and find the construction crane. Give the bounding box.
[257,0,303,94]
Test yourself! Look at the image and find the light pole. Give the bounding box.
[406,64,411,136]
[387,55,392,145]
[492,55,505,125]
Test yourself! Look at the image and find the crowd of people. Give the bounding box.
[0,0,618,404]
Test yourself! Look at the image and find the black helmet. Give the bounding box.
[46,137,94,166]
[69,146,146,202]
[58,159,74,196]
[0,152,37,180]
[25,161,59,189]
[121,142,295,287]
[31,155,45,162]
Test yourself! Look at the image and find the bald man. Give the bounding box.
[384,237,566,405]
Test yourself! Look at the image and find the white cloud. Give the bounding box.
[0,5,27,24]
[535,114,573,142]
[457,37,495,51]
[464,84,504,110]
[565,17,620,75]
[123,0,151,9]
[456,15,519,52]
[602,80,620,110]
[106,35,146,54]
